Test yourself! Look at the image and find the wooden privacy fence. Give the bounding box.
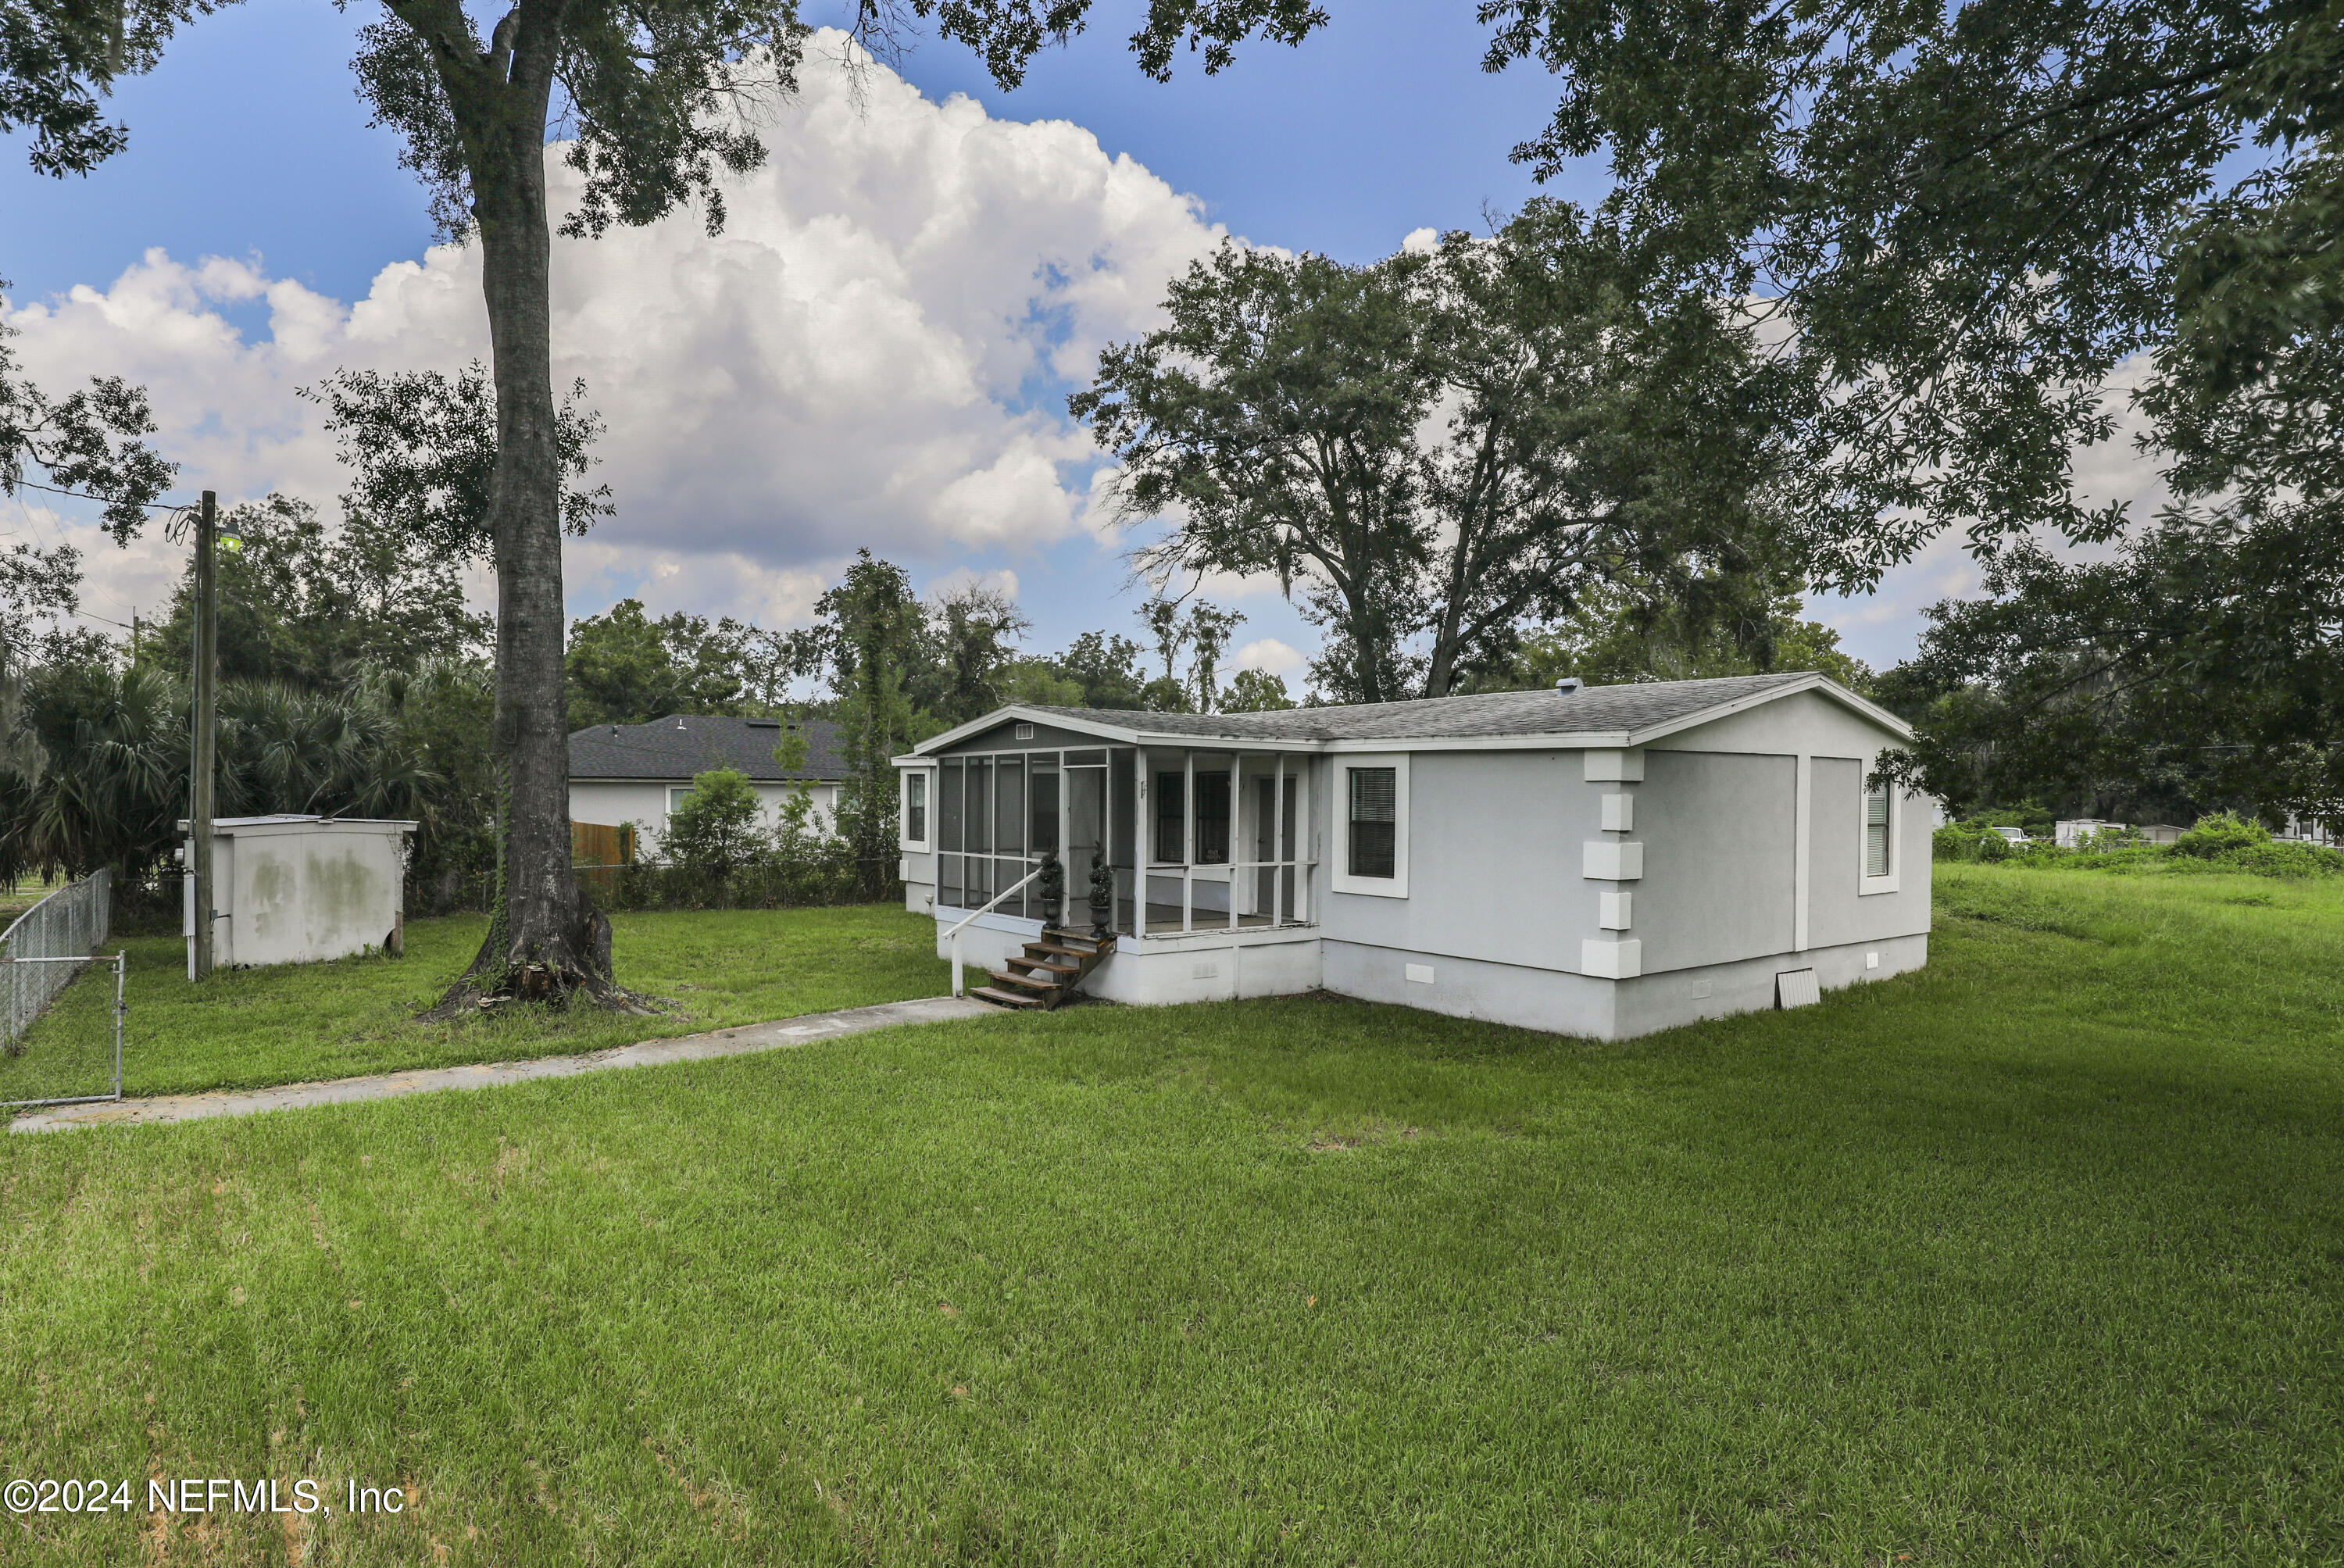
[572,821,636,902]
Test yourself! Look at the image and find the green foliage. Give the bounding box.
[2172,811,2273,859]
[659,767,763,877]
[1055,631,1149,709]
[146,493,491,688]
[1503,575,1871,693]
[0,657,444,916]
[1875,520,2344,829]
[1222,667,1295,712]
[1077,202,1799,702]
[817,550,920,894]
[1933,822,2002,864]
[0,278,175,658]
[910,581,1031,729]
[995,657,1083,709]
[1937,810,2342,880]
[565,598,748,730]
[306,363,612,559]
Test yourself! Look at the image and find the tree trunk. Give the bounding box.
[437,36,612,1005]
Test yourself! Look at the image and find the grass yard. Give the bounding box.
[0,905,949,1102]
[1,864,2339,1564]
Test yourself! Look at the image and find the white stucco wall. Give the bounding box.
[568,780,838,860]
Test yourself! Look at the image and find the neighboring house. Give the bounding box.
[892,671,1931,1041]
[568,714,845,860]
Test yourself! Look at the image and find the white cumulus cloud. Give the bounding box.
[5,30,1231,630]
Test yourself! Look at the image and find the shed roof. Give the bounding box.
[907,671,1907,755]
[568,715,845,782]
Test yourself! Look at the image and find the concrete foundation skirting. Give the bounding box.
[1324,933,1928,1041]
[1084,930,1323,1006]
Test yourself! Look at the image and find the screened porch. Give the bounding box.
[931,744,1314,937]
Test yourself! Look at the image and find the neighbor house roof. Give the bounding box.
[568,715,845,782]
[906,672,1911,757]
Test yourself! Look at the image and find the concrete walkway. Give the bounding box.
[9,995,994,1134]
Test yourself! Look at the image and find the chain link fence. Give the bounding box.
[2,868,113,1052]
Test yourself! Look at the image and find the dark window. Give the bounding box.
[906,773,927,844]
[1194,770,1230,864]
[1155,770,1186,863]
[1348,766,1397,879]
[1866,787,1892,877]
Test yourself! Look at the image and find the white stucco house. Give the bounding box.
[568,715,844,859]
[892,672,1931,1041]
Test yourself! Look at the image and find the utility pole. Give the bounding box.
[190,490,217,981]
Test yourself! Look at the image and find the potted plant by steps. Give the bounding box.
[1037,849,1064,927]
[1088,858,1116,940]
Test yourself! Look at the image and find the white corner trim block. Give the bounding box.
[1599,890,1632,930]
[1584,748,1645,783]
[1582,841,1645,881]
[1600,791,1635,831]
[1581,938,1643,979]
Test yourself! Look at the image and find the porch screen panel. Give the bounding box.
[1280,773,1299,920]
[965,759,993,907]
[996,759,1027,916]
[938,760,965,908]
[1348,766,1397,879]
[1110,749,1138,934]
[1029,762,1059,852]
[1194,769,1231,864]
[1155,770,1186,863]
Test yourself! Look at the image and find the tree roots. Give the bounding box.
[419,903,665,1021]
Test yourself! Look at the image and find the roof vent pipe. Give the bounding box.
[1556,677,1584,694]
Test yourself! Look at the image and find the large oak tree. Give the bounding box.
[1075,201,1798,702]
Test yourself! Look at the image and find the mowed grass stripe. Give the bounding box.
[0,864,2338,1563]
[0,903,952,1102]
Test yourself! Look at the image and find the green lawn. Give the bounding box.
[1,865,2339,1564]
[0,904,950,1102]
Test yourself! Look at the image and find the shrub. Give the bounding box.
[661,769,766,878]
[2172,811,2272,858]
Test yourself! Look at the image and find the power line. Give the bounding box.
[8,477,190,512]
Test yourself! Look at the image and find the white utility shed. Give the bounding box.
[180,815,414,975]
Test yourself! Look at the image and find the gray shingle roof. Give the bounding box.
[568,715,845,781]
[1015,672,1828,744]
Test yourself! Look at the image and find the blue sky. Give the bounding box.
[2,1,1971,680]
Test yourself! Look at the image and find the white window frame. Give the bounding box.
[899,766,934,852]
[666,785,695,823]
[1860,780,1900,895]
[1332,752,1410,898]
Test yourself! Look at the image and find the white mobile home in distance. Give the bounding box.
[893,672,1931,1040]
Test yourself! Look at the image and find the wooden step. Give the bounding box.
[969,985,1043,1009]
[1029,941,1107,960]
[1044,927,1115,947]
[1009,956,1081,977]
[988,969,1059,993]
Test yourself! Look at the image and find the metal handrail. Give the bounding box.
[943,865,1046,998]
